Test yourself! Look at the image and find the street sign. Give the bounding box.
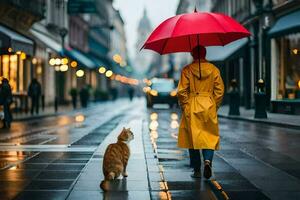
[67,0,97,14]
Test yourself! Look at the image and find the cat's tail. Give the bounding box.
[100,172,115,191]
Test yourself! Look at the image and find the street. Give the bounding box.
[0,99,299,200]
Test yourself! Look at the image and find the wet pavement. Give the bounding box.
[0,99,299,199]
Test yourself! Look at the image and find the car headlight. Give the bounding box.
[150,90,158,96]
[170,90,177,97]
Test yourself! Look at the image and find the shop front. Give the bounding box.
[0,24,34,112]
[269,9,300,114]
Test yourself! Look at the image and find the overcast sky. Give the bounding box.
[113,0,179,60]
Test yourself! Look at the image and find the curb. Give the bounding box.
[218,114,300,130]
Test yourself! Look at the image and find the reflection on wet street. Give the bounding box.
[0,100,135,200]
[0,99,299,199]
[145,105,300,200]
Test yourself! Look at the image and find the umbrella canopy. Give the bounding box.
[142,11,251,55]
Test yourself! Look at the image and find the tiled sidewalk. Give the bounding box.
[66,107,151,200]
[218,105,300,129]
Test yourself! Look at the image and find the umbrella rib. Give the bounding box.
[160,38,169,55]
[161,16,183,54]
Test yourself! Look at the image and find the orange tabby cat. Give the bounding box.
[100,127,134,191]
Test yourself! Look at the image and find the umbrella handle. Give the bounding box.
[197,34,201,80]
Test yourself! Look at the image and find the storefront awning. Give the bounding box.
[268,10,300,37]
[30,29,62,53]
[206,38,248,62]
[0,24,34,56]
[62,48,96,69]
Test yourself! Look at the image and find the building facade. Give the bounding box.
[0,0,126,112]
[211,0,300,114]
[134,9,153,77]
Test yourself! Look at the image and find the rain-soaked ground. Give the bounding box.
[0,99,300,200]
[146,104,300,200]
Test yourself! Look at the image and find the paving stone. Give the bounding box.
[14,191,68,200]
[25,180,73,190]
[35,171,80,180]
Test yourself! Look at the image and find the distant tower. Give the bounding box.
[134,8,153,75]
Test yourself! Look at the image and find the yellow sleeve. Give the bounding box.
[177,67,190,112]
[213,68,225,109]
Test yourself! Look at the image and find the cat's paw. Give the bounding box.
[122,172,128,177]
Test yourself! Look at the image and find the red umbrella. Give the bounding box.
[142,11,251,55]
[142,10,250,79]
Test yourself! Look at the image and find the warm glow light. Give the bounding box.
[150,112,158,121]
[8,166,17,170]
[113,54,122,63]
[32,58,37,65]
[99,67,106,74]
[10,55,18,62]
[20,52,26,60]
[171,113,178,120]
[37,66,42,75]
[75,114,85,122]
[150,89,158,96]
[120,61,127,67]
[143,86,151,93]
[147,80,152,86]
[60,64,68,72]
[61,58,68,65]
[55,58,61,65]
[55,66,60,71]
[105,70,113,78]
[150,130,158,139]
[8,47,12,52]
[115,74,121,81]
[149,120,159,131]
[71,61,78,68]
[170,90,177,97]
[76,70,84,77]
[170,120,179,129]
[298,80,300,89]
[292,48,298,55]
[49,58,56,66]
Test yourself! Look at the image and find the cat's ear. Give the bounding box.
[123,127,126,131]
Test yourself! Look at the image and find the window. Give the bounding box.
[277,33,300,99]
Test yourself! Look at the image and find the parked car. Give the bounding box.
[146,78,178,108]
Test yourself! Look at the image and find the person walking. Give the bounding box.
[128,86,134,101]
[177,46,224,179]
[0,78,13,128]
[28,78,42,115]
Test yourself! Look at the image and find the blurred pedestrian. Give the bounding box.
[79,86,89,108]
[28,78,42,115]
[177,46,224,179]
[0,78,13,128]
[128,86,134,101]
[69,88,78,109]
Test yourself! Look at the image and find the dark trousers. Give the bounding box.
[189,149,214,172]
[31,97,40,114]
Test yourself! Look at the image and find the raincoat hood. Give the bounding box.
[190,59,213,79]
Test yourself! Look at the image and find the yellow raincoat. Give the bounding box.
[177,59,224,150]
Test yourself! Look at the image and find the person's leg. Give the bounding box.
[31,98,35,115]
[36,97,40,114]
[202,149,214,162]
[189,149,201,178]
[202,149,214,179]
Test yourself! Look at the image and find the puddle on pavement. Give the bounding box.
[0,151,36,170]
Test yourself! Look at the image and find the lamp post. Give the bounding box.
[253,0,274,118]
